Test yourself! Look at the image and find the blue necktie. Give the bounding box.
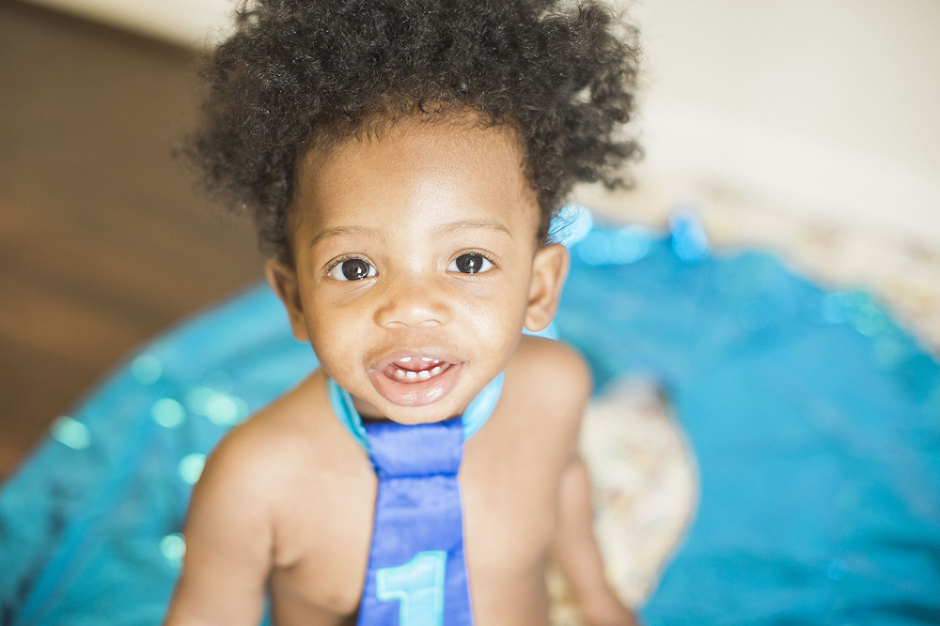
[327,375,502,625]
[356,416,473,626]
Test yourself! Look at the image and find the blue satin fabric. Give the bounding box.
[358,417,473,626]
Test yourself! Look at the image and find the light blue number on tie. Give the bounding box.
[376,550,447,626]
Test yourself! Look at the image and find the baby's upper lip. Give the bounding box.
[372,349,461,371]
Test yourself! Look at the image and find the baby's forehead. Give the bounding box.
[292,116,542,238]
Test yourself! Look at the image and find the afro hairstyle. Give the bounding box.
[185,0,641,261]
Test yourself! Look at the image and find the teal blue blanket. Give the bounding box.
[2,212,938,625]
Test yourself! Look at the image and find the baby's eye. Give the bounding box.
[448,253,493,274]
[328,258,377,281]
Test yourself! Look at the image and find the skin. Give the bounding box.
[164,116,638,626]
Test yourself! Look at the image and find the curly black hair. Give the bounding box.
[185,0,641,261]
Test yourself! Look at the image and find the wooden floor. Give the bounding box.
[0,0,263,479]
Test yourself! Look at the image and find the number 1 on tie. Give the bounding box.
[376,550,447,626]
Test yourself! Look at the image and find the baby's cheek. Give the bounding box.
[308,322,351,370]
[471,316,525,365]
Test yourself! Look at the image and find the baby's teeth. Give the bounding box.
[430,366,442,375]
[395,369,406,379]
[418,370,431,380]
[406,370,418,380]
[399,356,412,363]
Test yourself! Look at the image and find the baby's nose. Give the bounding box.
[373,274,451,328]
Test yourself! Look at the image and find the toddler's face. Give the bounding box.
[267,117,567,424]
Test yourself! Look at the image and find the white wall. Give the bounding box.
[25,0,940,243]
[629,0,940,243]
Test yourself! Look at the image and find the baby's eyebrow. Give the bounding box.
[308,225,379,249]
[309,220,511,249]
[437,219,513,239]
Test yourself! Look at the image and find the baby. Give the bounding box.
[165,1,641,625]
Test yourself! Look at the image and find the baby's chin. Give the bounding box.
[359,396,468,426]
[354,400,465,426]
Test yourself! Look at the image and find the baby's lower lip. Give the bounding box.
[370,360,462,407]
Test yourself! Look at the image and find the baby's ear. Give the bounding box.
[265,259,310,342]
[524,243,569,333]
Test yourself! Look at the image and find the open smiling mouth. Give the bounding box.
[371,353,463,407]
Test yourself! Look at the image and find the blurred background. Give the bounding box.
[1,0,939,480]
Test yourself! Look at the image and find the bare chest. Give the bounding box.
[267,426,562,625]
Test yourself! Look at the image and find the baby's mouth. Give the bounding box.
[385,356,453,382]
[370,351,463,407]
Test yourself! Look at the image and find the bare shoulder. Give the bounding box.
[204,374,318,479]
[501,337,592,437]
[510,336,592,403]
[192,370,343,519]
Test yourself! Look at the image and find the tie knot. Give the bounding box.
[362,417,464,478]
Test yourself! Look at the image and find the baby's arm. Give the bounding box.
[554,450,639,626]
[164,430,273,626]
[529,339,638,626]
